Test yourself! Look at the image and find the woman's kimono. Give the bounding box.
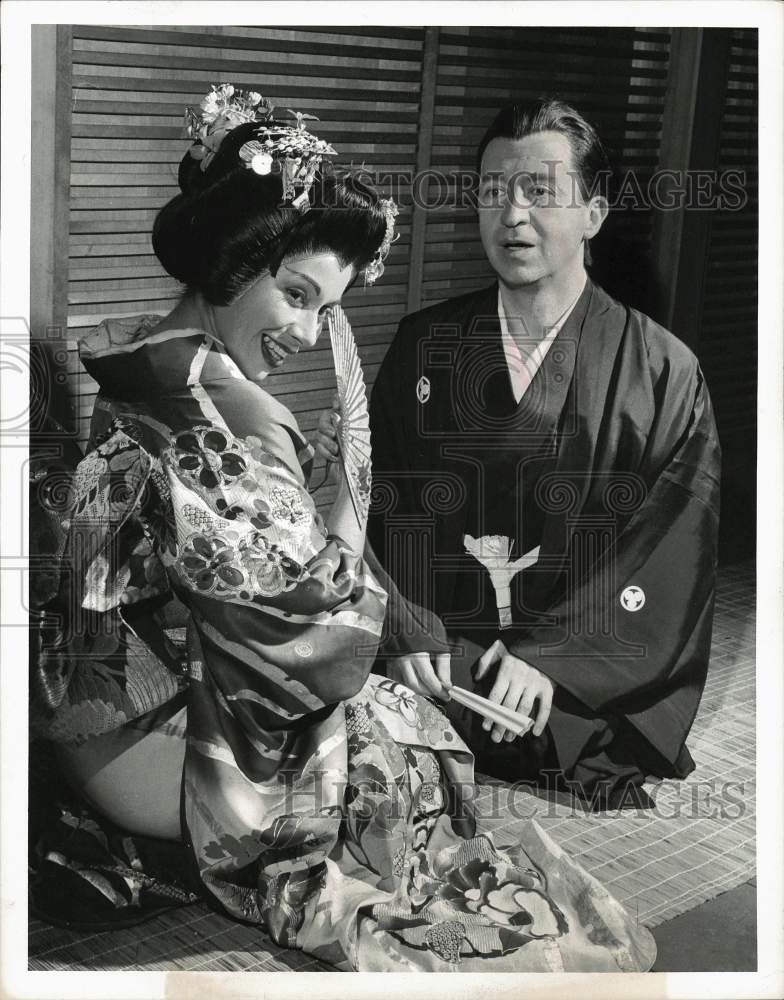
[30,315,656,972]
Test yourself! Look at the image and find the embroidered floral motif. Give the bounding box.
[269,486,310,530]
[345,702,372,738]
[72,452,108,515]
[149,464,171,504]
[182,504,216,533]
[176,527,306,601]
[179,533,246,595]
[435,854,567,937]
[374,680,419,728]
[143,489,178,557]
[94,416,143,450]
[239,530,305,597]
[173,427,247,490]
[215,496,272,530]
[392,844,408,878]
[104,446,146,520]
[415,698,451,745]
[417,782,438,806]
[424,920,466,964]
[373,680,450,745]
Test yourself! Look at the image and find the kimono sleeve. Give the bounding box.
[507,348,721,762]
[368,319,450,657]
[162,384,388,710]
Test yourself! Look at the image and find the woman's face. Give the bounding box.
[213,253,356,380]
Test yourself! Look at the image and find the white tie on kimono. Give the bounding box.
[464,534,540,629]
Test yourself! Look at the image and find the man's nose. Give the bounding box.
[501,189,533,227]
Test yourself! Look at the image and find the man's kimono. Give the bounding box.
[368,279,721,805]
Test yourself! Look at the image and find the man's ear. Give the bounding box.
[585,195,609,240]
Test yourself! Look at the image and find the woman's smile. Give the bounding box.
[211,253,355,380]
[261,332,295,368]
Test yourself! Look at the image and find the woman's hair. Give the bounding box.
[476,97,611,202]
[153,121,388,305]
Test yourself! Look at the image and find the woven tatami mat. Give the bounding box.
[29,561,755,972]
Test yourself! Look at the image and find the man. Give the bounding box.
[322,99,720,809]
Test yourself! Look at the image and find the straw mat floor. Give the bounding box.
[29,561,755,972]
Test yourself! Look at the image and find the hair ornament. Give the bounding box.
[237,110,337,212]
[363,198,399,286]
[185,84,337,212]
[185,84,273,173]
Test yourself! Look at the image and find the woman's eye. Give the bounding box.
[286,288,306,306]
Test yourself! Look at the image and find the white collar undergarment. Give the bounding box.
[497,283,584,403]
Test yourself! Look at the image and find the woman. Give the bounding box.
[30,85,655,971]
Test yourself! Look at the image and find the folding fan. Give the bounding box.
[326,305,372,525]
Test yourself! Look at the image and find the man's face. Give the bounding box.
[478,131,605,291]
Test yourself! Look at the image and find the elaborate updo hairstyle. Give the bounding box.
[153,120,389,306]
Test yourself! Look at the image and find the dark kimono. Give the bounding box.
[30,313,656,971]
[368,280,721,803]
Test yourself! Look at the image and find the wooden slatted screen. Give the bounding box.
[67,23,425,500]
[65,24,756,499]
[698,28,758,450]
[422,27,672,310]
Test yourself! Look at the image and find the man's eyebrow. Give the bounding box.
[521,170,558,184]
[479,169,557,184]
[280,264,321,295]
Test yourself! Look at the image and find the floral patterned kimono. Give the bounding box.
[32,315,656,972]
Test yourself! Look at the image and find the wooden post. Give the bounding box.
[30,25,73,431]
[406,26,439,315]
[651,27,731,348]
[30,25,72,341]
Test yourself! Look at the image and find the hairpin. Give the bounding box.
[363,199,399,285]
[184,84,337,211]
[237,112,337,212]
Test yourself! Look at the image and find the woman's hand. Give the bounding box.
[388,652,452,701]
[312,393,341,482]
[475,639,555,742]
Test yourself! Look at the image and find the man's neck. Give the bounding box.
[499,267,587,341]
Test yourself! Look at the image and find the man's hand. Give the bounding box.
[475,639,554,742]
[388,652,452,701]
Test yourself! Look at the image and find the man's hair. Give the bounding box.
[477,97,611,202]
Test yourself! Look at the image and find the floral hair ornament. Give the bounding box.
[185,84,273,173]
[363,198,399,286]
[184,85,337,211]
[237,109,337,211]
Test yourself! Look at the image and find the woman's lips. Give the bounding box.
[261,333,293,368]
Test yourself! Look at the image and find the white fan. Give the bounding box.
[326,305,372,525]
